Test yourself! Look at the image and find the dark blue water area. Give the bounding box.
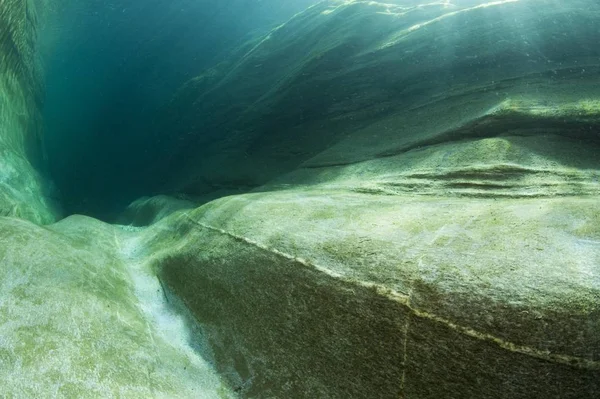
[41,0,318,218]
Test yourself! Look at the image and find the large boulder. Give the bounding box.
[147,0,600,198]
[131,0,600,397]
[135,188,599,398]
[0,0,59,223]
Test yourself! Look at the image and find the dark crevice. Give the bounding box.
[40,0,319,221]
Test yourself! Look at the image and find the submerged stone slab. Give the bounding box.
[133,187,600,398]
[2,187,597,397]
[147,0,600,198]
[116,1,600,397]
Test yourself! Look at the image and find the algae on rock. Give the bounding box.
[0,214,235,397]
[141,189,600,398]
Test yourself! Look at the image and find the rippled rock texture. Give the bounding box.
[147,0,600,199]
[1,0,599,398]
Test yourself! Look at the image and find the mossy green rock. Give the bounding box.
[0,215,233,397]
[0,1,230,396]
[133,189,599,398]
[2,189,597,397]
[133,0,599,397]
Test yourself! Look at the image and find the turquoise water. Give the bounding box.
[41,0,319,217]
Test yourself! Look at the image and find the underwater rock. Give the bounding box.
[138,189,600,398]
[0,1,60,223]
[131,0,600,397]
[116,195,196,227]
[148,0,600,198]
[1,187,597,397]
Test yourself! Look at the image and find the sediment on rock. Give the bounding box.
[136,192,600,398]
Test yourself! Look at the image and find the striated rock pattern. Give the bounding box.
[147,0,600,199]
[144,189,600,398]
[0,215,233,397]
[0,0,59,223]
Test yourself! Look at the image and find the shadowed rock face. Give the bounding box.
[0,0,599,398]
[0,0,59,223]
[143,191,600,398]
[145,0,600,199]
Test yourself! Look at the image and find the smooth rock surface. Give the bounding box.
[127,1,599,396]
[117,195,196,227]
[136,189,600,398]
[146,0,600,198]
[0,214,234,397]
